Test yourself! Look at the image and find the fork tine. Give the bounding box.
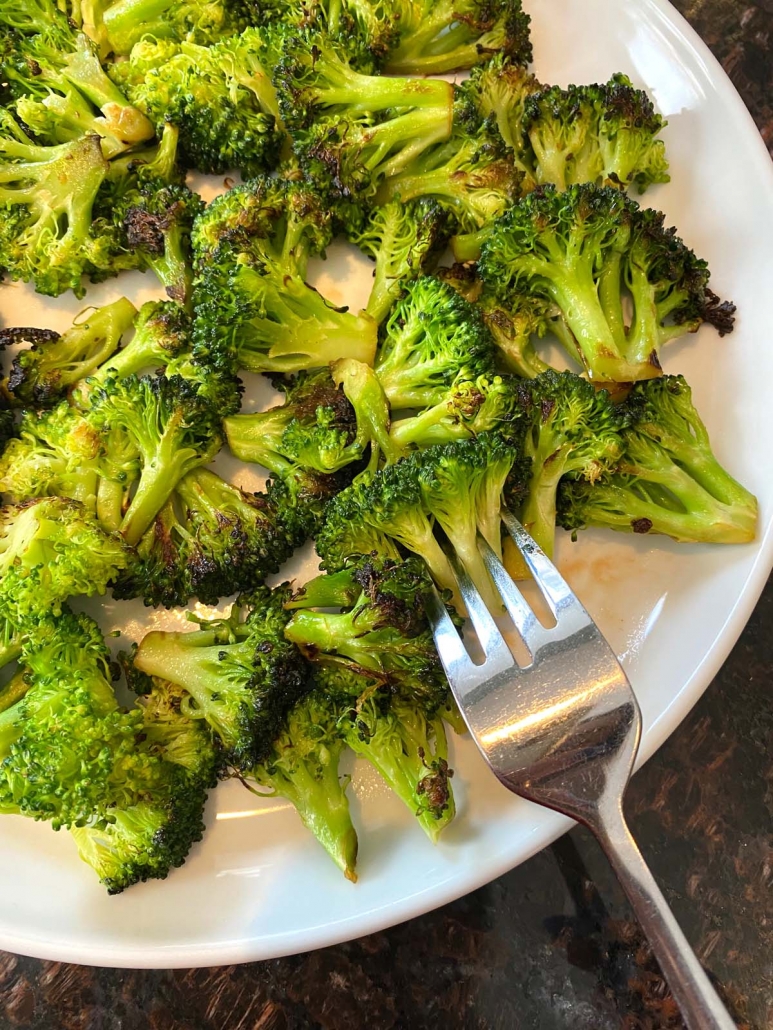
[444,547,515,672]
[501,507,591,625]
[476,533,550,659]
[424,585,477,682]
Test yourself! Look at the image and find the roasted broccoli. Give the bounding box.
[100,0,254,53]
[516,371,626,558]
[113,468,297,607]
[0,498,131,622]
[374,275,496,410]
[558,376,758,544]
[2,297,136,407]
[111,29,284,176]
[383,0,532,75]
[84,372,222,544]
[479,184,735,383]
[133,586,312,771]
[84,300,191,389]
[377,90,522,240]
[348,199,450,324]
[247,688,358,880]
[192,178,377,376]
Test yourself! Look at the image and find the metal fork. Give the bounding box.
[426,508,736,1030]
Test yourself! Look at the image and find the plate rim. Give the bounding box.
[1,0,773,968]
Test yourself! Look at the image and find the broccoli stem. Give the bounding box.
[253,756,358,881]
[363,107,454,180]
[284,611,377,671]
[143,229,192,310]
[0,670,29,715]
[451,226,490,263]
[315,67,452,114]
[96,477,125,533]
[63,36,154,143]
[120,445,200,546]
[102,0,175,53]
[520,455,568,559]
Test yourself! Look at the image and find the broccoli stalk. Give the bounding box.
[383,0,532,75]
[4,297,136,407]
[558,376,757,544]
[247,690,358,881]
[102,0,252,53]
[85,301,191,389]
[133,588,311,771]
[331,358,404,467]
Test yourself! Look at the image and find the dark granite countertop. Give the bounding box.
[1,3,772,1028]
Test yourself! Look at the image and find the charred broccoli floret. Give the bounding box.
[84,373,222,544]
[0,498,131,622]
[85,300,192,389]
[516,371,626,558]
[101,0,254,53]
[133,586,312,771]
[2,297,136,407]
[558,376,758,544]
[192,178,377,377]
[247,688,358,880]
[479,184,735,383]
[113,468,297,608]
[383,0,532,75]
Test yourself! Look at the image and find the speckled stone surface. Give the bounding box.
[1,3,771,1028]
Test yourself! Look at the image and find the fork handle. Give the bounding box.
[592,804,736,1030]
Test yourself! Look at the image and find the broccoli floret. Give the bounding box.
[462,54,542,160]
[315,454,455,599]
[112,29,284,176]
[390,373,522,450]
[3,297,136,407]
[85,301,191,389]
[84,372,222,545]
[1,27,154,158]
[374,275,496,409]
[331,357,404,468]
[437,263,555,378]
[101,0,254,53]
[479,184,735,383]
[558,376,758,544]
[377,90,522,239]
[348,199,450,324]
[340,690,454,841]
[247,688,358,880]
[0,402,104,513]
[523,74,670,194]
[383,0,532,75]
[192,178,377,376]
[286,557,453,709]
[113,468,297,607]
[516,371,626,558]
[117,184,204,308]
[0,110,111,297]
[0,498,132,622]
[133,587,312,771]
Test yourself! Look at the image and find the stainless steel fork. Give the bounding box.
[426,507,736,1030]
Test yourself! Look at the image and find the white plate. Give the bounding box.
[1,0,773,969]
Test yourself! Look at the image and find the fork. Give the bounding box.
[426,507,736,1030]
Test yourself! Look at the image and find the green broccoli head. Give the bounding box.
[523,73,670,194]
[3,297,136,407]
[86,300,192,392]
[517,371,627,558]
[374,275,497,409]
[558,375,757,544]
[248,688,358,880]
[479,184,735,383]
[133,586,313,771]
[349,199,451,324]
[0,498,132,622]
[101,0,255,53]
[84,372,222,545]
[462,53,542,160]
[113,29,284,176]
[384,0,532,75]
[192,177,377,376]
[113,468,298,608]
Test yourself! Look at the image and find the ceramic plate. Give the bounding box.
[1,0,773,969]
